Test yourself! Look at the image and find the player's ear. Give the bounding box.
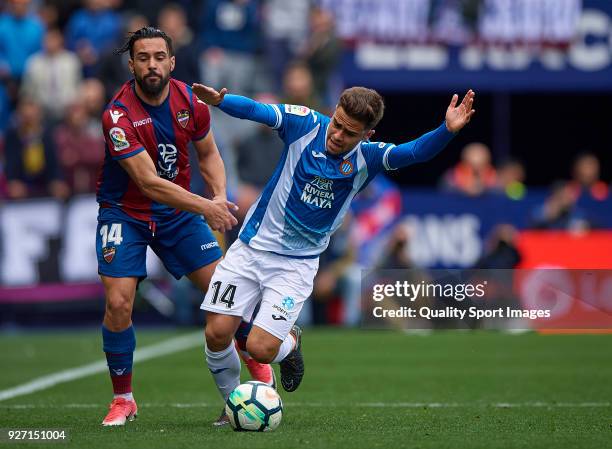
[366,129,375,140]
[170,56,176,72]
[128,58,134,75]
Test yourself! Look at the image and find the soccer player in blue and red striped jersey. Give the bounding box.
[96,27,272,427]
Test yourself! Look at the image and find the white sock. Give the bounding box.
[205,343,241,401]
[114,392,133,401]
[272,334,295,363]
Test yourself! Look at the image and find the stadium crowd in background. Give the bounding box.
[0,0,610,326]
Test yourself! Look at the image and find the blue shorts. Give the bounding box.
[96,207,223,280]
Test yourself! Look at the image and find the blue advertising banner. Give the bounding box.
[329,0,612,91]
[354,188,612,269]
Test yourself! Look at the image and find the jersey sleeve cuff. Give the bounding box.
[111,146,145,161]
[271,104,282,130]
[383,145,397,171]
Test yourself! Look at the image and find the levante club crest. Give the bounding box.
[176,109,190,128]
[103,247,116,263]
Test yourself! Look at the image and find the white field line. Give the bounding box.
[1,402,609,409]
[0,332,202,402]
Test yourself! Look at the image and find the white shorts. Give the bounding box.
[200,240,319,340]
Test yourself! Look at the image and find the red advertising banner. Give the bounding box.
[516,231,612,332]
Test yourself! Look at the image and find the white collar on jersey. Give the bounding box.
[324,122,362,160]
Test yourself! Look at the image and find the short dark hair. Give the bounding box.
[117,26,174,58]
[338,87,385,130]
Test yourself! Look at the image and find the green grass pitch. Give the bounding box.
[0,329,610,449]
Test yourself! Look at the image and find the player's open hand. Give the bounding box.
[203,197,238,233]
[445,89,476,133]
[191,83,227,106]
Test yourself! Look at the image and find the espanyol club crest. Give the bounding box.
[339,160,354,175]
[176,109,190,128]
[103,247,116,263]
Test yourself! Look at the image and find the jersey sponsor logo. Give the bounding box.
[312,150,326,159]
[109,109,124,124]
[176,109,190,128]
[133,117,152,127]
[301,176,334,209]
[272,315,288,321]
[109,127,130,151]
[285,104,310,116]
[339,160,354,175]
[102,246,116,263]
[200,241,220,251]
[157,143,178,180]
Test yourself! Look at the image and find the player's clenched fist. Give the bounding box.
[203,197,238,233]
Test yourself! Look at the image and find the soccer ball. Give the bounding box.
[225,381,283,431]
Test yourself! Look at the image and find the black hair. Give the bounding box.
[116,26,174,58]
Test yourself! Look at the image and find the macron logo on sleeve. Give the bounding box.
[110,110,124,124]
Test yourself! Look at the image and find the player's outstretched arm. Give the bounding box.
[193,129,235,202]
[192,83,278,127]
[385,90,476,170]
[118,151,238,232]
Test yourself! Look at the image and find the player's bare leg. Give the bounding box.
[100,276,139,426]
[247,325,303,392]
[204,311,242,426]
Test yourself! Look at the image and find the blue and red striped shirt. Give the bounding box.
[97,78,210,221]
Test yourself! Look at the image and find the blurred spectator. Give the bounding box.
[281,61,321,111]
[377,224,414,270]
[311,215,359,325]
[4,96,68,199]
[300,5,341,105]
[0,82,9,134]
[429,0,479,45]
[441,142,497,196]
[65,0,122,76]
[262,0,310,89]
[98,13,148,100]
[158,3,199,85]
[38,1,59,28]
[494,158,526,200]
[569,152,609,201]
[54,99,104,194]
[530,181,589,231]
[0,141,6,197]
[21,27,82,122]
[0,0,44,94]
[200,0,260,95]
[79,78,105,131]
[121,0,199,29]
[475,224,521,268]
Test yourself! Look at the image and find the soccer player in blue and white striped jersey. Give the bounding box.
[193,83,475,421]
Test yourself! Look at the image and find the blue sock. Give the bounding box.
[102,325,136,395]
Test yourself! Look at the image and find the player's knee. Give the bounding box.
[246,338,277,364]
[105,293,133,322]
[205,324,233,351]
